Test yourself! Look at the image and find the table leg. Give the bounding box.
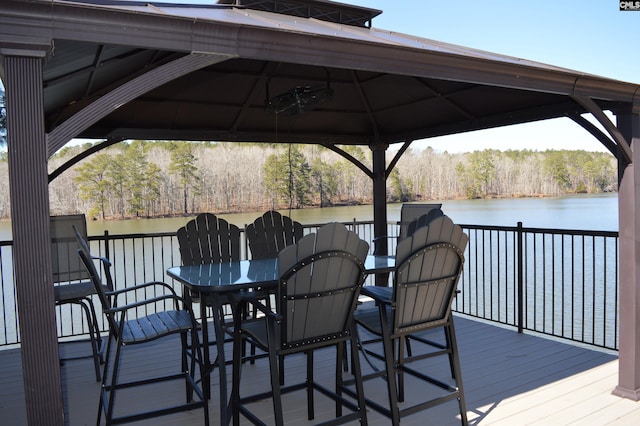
[199,297,211,400]
[211,294,230,426]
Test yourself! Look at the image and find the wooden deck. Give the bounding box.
[2,315,638,425]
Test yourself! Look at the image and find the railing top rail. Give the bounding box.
[35,221,613,244]
[459,223,618,238]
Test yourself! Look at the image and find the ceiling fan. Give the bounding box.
[264,74,333,116]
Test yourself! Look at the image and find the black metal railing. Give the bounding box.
[0,221,619,351]
[455,223,618,350]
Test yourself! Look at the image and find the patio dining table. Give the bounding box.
[166,254,395,425]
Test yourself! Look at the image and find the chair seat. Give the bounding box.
[239,318,269,348]
[357,287,392,335]
[54,281,98,301]
[354,301,391,335]
[121,310,195,344]
[361,285,391,301]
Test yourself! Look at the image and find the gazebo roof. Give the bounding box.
[3,1,640,423]
[3,0,638,155]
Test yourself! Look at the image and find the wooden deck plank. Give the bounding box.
[2,315,638,425]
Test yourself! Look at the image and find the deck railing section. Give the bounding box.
[457,223,618,350]
[0,221,619,351]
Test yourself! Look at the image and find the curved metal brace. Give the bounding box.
[46,53,234,158]
[386,140,413,179]
[322,143,373,178]
[48,138,125,183]
[571,95,632,164]
[566,112,618,156]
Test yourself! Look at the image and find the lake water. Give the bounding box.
[0,193,619,347]
[0,193,619,240]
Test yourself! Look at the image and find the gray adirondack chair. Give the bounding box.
[373,203,443,259]
[354,215,469,425]
[51,214,104,381]
[231,222,369,426]
[397,203,443,240]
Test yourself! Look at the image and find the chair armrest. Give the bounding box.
[105,293,186,314]
[92,254,111,267]
[372,235,397,243]
[92,255,115,291]
[372,236,398,257]
[233,292,281,323]
[107,281,178,298]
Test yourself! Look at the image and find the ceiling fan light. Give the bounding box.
[265,83,333,116]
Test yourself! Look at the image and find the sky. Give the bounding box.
[11,0,640,154]
[124,0,640,153]
[345,0,640,153]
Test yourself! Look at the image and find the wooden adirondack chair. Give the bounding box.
[176,211,241,331]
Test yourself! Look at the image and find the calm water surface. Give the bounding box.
[0,193,618,346]
[0,193,618,239]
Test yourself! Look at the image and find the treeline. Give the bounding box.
[0,141,617,220]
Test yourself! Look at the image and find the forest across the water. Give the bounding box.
[0,141,617,221]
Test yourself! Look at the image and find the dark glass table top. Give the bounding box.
[167,255,395,292]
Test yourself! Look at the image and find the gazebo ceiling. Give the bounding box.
[61,51,586,145]
[1,0,632,151]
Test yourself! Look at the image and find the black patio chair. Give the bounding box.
[74,226,209,425]
[177,212,242,267]
[231,222,369,426]
[245,210,304,370]
[362,210,450,355]
[176,212,247,338]
[176,212,242,328]
[351,215,469,425]
[245,210,304,260]
[176,212,265,386]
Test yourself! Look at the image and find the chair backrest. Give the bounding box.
[177,213,241,265]
[245,210,303,259]
[51,214,90,284]
[398,203,443,240]
[276,222,369,349]
[404,209,444,239]
[392,215,468,333]
[74,225,119,334]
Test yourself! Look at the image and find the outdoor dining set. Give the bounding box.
[52,206,469,425]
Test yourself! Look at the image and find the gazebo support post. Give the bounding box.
[3,53,64,423]
[371,142,389,286]
[614,107,640,400]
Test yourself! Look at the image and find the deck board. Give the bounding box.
[2,315,638,425]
